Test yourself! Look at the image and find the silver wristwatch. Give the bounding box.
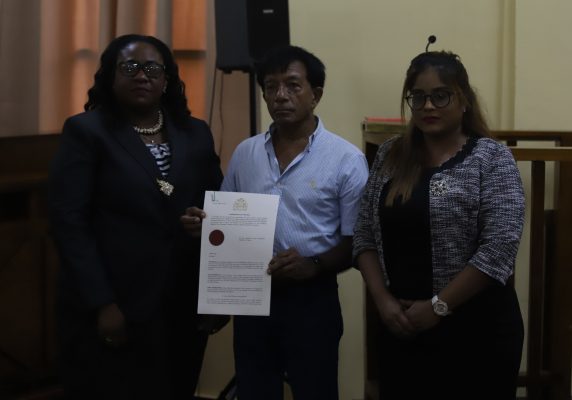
[431,295,451,317]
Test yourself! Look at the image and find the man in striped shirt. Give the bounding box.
[221,45,368,400]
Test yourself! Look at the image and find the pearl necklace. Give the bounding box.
[133,110,163,135]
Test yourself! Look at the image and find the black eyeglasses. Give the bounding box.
[405,90,454,111]
[117,61,165,79]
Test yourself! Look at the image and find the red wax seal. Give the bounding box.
[209,230,224,246]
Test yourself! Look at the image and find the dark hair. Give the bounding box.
[85,34,190,125]
[255,45,326,89]
[383,51,491,205]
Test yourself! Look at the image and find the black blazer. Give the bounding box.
[49,109,223,321]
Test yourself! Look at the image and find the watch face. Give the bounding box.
[433,300,449,316]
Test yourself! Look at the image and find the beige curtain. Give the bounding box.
[0,0,41,136]
[38,0,172,134]
[0,0,171,136]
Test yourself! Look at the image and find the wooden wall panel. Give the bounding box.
[172,0,206,50]
[171,0,207,121]
[176,54,207,120]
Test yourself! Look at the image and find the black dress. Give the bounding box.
[376,140,524,400]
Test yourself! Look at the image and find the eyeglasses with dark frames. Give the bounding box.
[405,89,454,111]
[117,61,165,79]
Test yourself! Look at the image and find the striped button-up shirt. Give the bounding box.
[221,118,369,257]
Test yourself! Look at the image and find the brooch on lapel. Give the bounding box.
[429,179,449,196]
[157,179,174,196]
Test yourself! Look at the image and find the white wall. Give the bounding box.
[514,0,572,131]
[262,0,509,142]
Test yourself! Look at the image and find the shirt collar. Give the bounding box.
[264,117,323,151]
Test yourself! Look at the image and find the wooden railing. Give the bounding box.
[362,125,572,400]
[495,132,572,400]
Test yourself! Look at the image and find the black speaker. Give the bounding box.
[215,0,290,72]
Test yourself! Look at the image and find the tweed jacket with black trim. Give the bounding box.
[353,136,525,293]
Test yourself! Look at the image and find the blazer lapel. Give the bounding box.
[164,113,189,189]
[113,120,163,186]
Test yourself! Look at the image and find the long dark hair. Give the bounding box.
[382,51,491,205]
[85,34,190,126]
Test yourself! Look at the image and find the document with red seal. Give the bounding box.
[198,191,279,316]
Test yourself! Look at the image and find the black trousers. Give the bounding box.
[377,285,524,400]
[233,277,343,400]
[57,303,208,400]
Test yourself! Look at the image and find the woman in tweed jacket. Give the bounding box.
[354,51,525,399]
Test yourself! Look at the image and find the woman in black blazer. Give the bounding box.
[49,34,223,399]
